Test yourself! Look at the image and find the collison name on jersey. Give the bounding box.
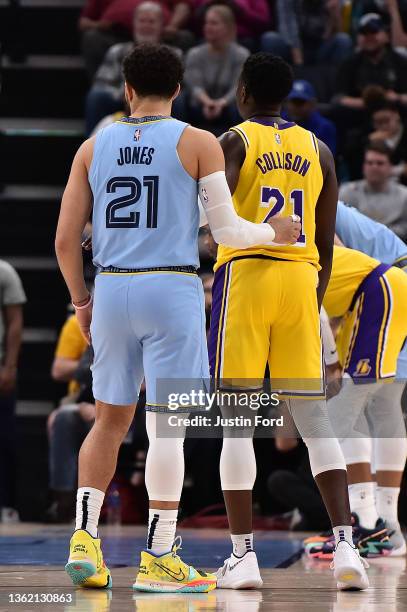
[255,151,311,177]
[117,146,155,166]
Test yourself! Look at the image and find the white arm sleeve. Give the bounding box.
[320,306,339,366]
[198,197,208,227]
[198,171,276,248]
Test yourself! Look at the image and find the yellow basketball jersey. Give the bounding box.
[214,119,324,271]
[323,246,380,317]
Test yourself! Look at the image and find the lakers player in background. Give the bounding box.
[55,44,300,592]
[207,54,369,590]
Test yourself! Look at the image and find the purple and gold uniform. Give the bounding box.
[324,246,407,381]
[209,118,325,397]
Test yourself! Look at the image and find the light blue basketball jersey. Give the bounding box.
[89,116,199,269]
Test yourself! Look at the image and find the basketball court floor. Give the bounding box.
[0,524,406,611]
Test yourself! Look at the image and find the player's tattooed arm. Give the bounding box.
[218,130,246,195]
[315,139,338,310]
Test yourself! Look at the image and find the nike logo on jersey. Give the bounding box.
[155,563,186,581]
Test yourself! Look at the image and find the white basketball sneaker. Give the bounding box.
[331,540,370,591]
[216,551,263,589]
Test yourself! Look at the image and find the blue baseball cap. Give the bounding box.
[358,13,385,34]
[287,80,316,102]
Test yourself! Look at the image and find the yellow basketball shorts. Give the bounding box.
[337,264,407,381]
[208,257,325,398]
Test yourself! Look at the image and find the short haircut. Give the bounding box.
[365,141,392,160]
[240,52,294,106]
[123,43,183,99]
[206,4,236,28]
[372,100,400,115]
[134,1,163,19]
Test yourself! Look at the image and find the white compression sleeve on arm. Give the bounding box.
[320,306,339,366]
[198,197,208,227]
[198,171,276,247]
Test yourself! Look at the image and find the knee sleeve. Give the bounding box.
[374,437,407,472]
[145,412,186,502]
[288,398,346,477]
[340,436,372,466]
[220,437,257,490]
[369,383,407,471]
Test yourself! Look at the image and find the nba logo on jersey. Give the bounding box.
[275,133,281,145]
[134,129,142,141]
[353,358,372,377]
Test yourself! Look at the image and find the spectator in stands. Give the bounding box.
[339,142,407,239]
[184,4,249,132]
[345,99,407,181]
[80,0,192,77]
[260,0,352,66]
[0,260,26,523]
[194,0,271,50]
[51,313,88,400]
[284,79,337,154]
[335,13,407,111]
[85,2,179,134]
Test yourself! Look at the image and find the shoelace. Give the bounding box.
[329,544,370,570]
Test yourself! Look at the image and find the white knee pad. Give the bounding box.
[369,383,407,471]
[220,437,257,490]
[288,398,346,477]
[145,411,186,502]
[374,437,407,472]
[340,436,372,466]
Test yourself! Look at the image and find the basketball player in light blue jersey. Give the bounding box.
[55,43,300,592]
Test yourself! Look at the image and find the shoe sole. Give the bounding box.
[65,560,96,585]
[133,579,216,593]
[335,567,369,591]
[216,578,263,589]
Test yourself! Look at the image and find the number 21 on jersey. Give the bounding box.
[260,186,305,245]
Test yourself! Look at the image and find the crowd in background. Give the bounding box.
[2,0,407,528]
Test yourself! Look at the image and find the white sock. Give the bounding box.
[231,533,253,557]
[75,487,104,538]
[348,482,379,529]
[333,525,353,547]
[147,508,178,556]
[376,486,400,525]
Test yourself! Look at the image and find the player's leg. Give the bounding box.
[369,382,407,555]
[209,260,270,589]
[66,274,143,589]
[270,261,368,590]
[133,272,216,593]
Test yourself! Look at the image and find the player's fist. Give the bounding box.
[268,214,301,244]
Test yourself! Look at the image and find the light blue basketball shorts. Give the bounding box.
[91,271,209,411]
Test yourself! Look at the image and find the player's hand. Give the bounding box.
[326,361,343,399]
[82,234,93,251]
[73,296,93,345]
[268,214,301,244]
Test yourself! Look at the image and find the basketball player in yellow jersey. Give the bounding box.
[320,246,407,557]
[209,54,369,591]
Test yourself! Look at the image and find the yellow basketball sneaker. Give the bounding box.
[65,529,112,588]
[133,537,216,593]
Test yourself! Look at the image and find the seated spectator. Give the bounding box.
[85,2,181,134]
[261,0,352,66]
[194,0,271,51]
[80,0,192,77]
[339,142,407,239]
[80,0,138,77]
[184,4,249,133]
[284,79,337,154]
[51,313,88,400]
[345,98,407,181]
[335,13,407,111]
[0,260,26,523]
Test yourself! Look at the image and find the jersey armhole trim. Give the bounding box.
[230,126,249,149]
[310,131,319,157]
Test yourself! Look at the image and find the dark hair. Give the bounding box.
[123,43,183,98]
[240,52,294,106]
[365,141,392,160]
[372,100,400,115]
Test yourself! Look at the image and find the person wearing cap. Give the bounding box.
[284,79,337,154]
[335,12,407,110]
